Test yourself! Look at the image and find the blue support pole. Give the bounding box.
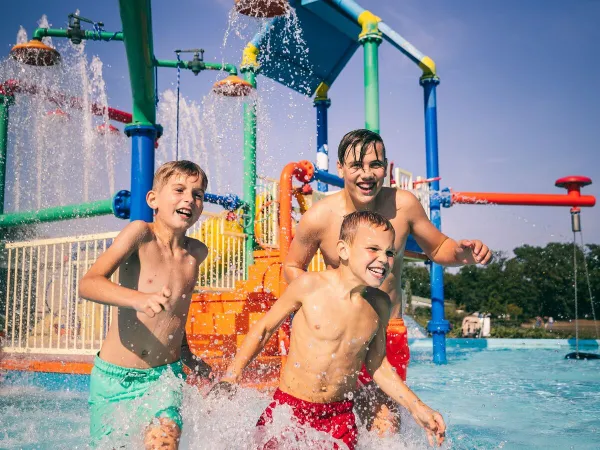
[125,124,161,222]
[421,75,449,364]
[314,84,331,192]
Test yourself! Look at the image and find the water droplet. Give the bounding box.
[294,362,300,368]
[331,353,336,358]
[168,334,174,340]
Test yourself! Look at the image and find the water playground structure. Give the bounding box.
[0,0,597,387]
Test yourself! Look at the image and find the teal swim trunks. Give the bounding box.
[88,355,186,447]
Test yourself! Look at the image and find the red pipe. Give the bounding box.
[278,160,314,261]
[1,79,132,123]
[452,192,595,207]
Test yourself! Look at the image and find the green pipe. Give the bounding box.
[118,0,156,126]
[242,69,257,271]
[0,94,12,215]
[154,60,238,76]
[33,28,124,42]
[0,199,114,228]
[362,36,381,134]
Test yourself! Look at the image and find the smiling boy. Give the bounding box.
[79,160,209,449]
[218,212,446,449]
[283,129,492,432]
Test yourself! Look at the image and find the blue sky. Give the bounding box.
[1,0,599,254]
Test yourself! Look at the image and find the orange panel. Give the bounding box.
[191,312,215,335]
[214,313,237,335]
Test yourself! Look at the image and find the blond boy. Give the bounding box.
[79,160,208,449]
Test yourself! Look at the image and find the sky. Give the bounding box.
[1,0,599,255]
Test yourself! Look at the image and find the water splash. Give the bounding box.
[37,15,53,47]
[16,26,28,44]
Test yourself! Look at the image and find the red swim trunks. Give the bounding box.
[256,389,358,450]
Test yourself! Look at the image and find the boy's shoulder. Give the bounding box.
[117,220,154,243]
[361,287,392,314]
[184,236,209,262]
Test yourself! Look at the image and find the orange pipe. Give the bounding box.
[452,191,596,207]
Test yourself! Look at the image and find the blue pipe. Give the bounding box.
[328,0,364,20]
[315,100,331,192]
[421,76,449,364]
[112,189,244,219]
[203,193,245,211]
[125,124,160,222]
[313,169,344,188]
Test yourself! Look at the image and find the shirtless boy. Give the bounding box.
[218,211,446,449]
[283,129,492,431]
[79,160,209,449]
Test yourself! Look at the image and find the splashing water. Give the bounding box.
[1,20,123,229]
[37,15,53,47]
[16,26,28,44]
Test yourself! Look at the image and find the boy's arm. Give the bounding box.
[401,190,492,267]
[221,276,306,383]
[78,221,172,317]
[365,296,446,446]
[282,207,323,283]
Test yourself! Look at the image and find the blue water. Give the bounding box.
[1,342,599,449]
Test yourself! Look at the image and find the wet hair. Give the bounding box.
[152,160,208,191]
[339,211,395,245]
[337,129,386,165]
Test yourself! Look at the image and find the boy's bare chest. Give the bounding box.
[123,244,198,294]
[301,297,380,343]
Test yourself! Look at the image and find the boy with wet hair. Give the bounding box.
[218,211,446,449]
[80,160,209,449]
[283,129,492,433]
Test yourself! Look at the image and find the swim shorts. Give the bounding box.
[256,388,358,450]
[88,354,186,447]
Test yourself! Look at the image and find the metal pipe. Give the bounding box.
[154,59,238,76]
[125,125,159,222]
[326,0,436,76]
[0,199,114,228]
[0,94,12,214]
[421,76,449,364]
[313,169,344,188]
[203,193,245,211]
[451,191,596,207]
[358,11,382,134]
[241,42,260,271]
[314,83,331,192]
[33,27,124,42]
[118,0,156,126]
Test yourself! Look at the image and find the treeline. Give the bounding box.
[402,243,600,322]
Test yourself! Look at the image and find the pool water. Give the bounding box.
[1,341,599,449]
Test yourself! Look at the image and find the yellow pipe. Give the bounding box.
[357,10,382,40]
[314,82,330,101]
[241,42,260,70]
[419,56,437,77]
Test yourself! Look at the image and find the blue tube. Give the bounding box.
[315,99,331,192]
[111,190,244,220]
[421,76,449,364]
[378,22,425,67]
[328,0,365,21]
[125,124,159,222]
[314,169,344,188]
[203,193,245,211]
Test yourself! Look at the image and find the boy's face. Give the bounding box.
[337,143,387,204]
[339,224,396,288]
[147,172,205,231]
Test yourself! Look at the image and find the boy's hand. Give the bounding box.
[454,239,492,265]
[410,401,446,447]
[136,287,172,317]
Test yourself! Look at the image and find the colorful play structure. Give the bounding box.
[0,0,596,385]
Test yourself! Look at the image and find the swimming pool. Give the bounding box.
[1,340,599,449]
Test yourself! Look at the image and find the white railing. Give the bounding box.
[2,211,247,355]
[3,232,118,355]
[392,168,431,220]
[188,211,246,291]
[255,177,279,248]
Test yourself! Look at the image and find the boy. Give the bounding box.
[217,211,446,449]
[284,129,492,432]
[79,160,209,449]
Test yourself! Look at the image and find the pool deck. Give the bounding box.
[409,338,600,349]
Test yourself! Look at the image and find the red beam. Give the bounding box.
[1,79,132,123]
[452,192,596,207]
